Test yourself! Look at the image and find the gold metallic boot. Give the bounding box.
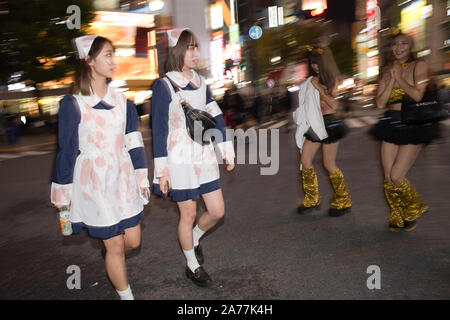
[297,166,321,214]
[402,179,429,222]
[328,168,352,217]
[384,181,404,231]
[384,181,417,232]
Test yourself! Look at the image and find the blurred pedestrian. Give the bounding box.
[5,111,21,145]
[222,86,244,126]
[50,35,150,300]
[251,89,264,122]
[370,32,440,232]
[293,46,352,217]
[0,104,7,136]
[151,29,235,287]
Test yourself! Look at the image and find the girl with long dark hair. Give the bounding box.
[294,46,352,217]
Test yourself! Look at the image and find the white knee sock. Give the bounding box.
[183,248,200,273]
[193,225,206,247]
[116,285,134,300]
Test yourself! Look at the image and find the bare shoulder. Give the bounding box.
[413,59,428,72]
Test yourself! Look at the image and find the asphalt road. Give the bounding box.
[0,119,449,300]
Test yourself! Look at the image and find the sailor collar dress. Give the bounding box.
[51,85,150,239]
[152,70,235,202]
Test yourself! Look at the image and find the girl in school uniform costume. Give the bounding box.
[51,35,150,300]
[151,29,235,287]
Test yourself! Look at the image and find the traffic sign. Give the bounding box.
[249,26,263,40]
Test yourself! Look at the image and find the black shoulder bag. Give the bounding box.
[401,63,448,125]
[165,76,216,145]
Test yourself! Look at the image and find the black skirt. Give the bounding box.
[369,110,441,145]
[305,113,348,144]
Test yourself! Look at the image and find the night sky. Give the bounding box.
[326,0,356,22]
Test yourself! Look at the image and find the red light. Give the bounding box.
[311,8,324,16]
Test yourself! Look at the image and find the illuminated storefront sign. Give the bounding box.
[364,0,379,79]
[210,31,225,80]
[302,0,327,11]
[269,6,278,28]
[400,0,427,50]
[211,3,224,29]
[229,23,240,43]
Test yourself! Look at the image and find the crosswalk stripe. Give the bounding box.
[441,118,450,126]
[344,118,366,128]
[259,120,278,128]
[0,154,22,160]
[266,119,290,129]
[19,151,52,156]
[360,116,379,125]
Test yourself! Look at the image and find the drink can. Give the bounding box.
[59,206,73,236]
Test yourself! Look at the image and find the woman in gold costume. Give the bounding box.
[370,32,440,232]
[296,47,352,217]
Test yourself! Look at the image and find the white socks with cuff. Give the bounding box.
[116,285,134,300]
[183,248,200,273]
[193,224,205,247]
[183,225,206,273]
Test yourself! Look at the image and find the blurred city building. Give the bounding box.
[354,0,449,86]
[1,0,448,125]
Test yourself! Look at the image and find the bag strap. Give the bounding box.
[165,76,182,93]
[164,76,191,110]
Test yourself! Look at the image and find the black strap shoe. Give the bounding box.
[185,266,212,287]
[297,204,320,214]
[403,220,417,232]
[194,245,204,265]
[328,207,351,217]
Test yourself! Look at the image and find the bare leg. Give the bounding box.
[300,139,321,169]
[197,189,225,232]
[103,235,128,291]
[381,141,399,183]
[322,141,340,174]
[390,144,423,185]
[123,224,141,253]
[176,200,197,250]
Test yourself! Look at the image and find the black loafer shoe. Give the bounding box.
[185,266,212,287]
[328,207,351,217]
[194,245,204,265]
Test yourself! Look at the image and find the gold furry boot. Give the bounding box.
[297,166,321,214]
[384,180,417,232]
[401,179,429,222]
[328,168,352,217]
